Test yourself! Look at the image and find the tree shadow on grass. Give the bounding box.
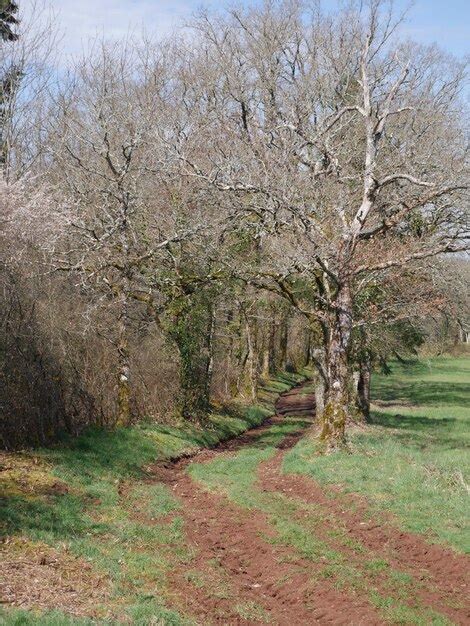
[368,410,464,450]
[371,382,469,407]
[30,402,272,487]
[0,491,103,541]
[370,411,457,430]
[382,358,470,377]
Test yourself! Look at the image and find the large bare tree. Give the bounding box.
[166,0,469,448]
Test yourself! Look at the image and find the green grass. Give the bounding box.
[0,603,187,626]
[369,594,452,626]
[0,609,94,626]
[235,601,271,623]
[187,403,451,624]
[0,372,303,625]
[2,359,467,624]
[283,355,470,552]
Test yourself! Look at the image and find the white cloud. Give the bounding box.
[21,0,469,65]
[23,0,198,62]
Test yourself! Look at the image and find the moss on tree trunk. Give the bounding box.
[319,279,352,451]
[168,295,214,422]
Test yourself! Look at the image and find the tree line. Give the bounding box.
[1,0,468,450]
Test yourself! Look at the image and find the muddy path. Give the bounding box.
[150,384,315,481]
[258,454,470,625]
[147,382,469,625]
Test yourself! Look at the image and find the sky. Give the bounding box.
[23,0,470,62]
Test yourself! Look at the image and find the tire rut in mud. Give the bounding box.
[145,382,469,624]
[149,383,385,625]
[258,453,470,625]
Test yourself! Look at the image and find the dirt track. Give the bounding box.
[151,384,470,625]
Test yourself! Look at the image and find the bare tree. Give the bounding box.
[166,0,469,448]
[0,1,58,178]
[47,38,218,424]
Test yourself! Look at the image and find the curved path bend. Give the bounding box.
[149,382,469,625]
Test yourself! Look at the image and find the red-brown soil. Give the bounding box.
[0,537,111,618]
[153,384,470,625]
[259,453,470,625]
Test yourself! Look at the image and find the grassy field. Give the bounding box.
[0,372,305,625]
[284,355,470,552]
[1,357,469,624]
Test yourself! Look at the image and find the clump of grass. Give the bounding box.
[125,597,194,626]
[235,601,271,623]
[127,483,181,519]
[365,558,389,573]
[184,564,232,600]
[369,593,452,625]
[0,608,95,625]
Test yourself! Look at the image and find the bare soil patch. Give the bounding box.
[0,537,111,619]
[258,453,470,625]
[153,384,385,625]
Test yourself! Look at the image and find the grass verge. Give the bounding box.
[0,371,304,625]
[283,356,470,552]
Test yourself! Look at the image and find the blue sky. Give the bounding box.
[396,0,469,57]
[25,0,470,60]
